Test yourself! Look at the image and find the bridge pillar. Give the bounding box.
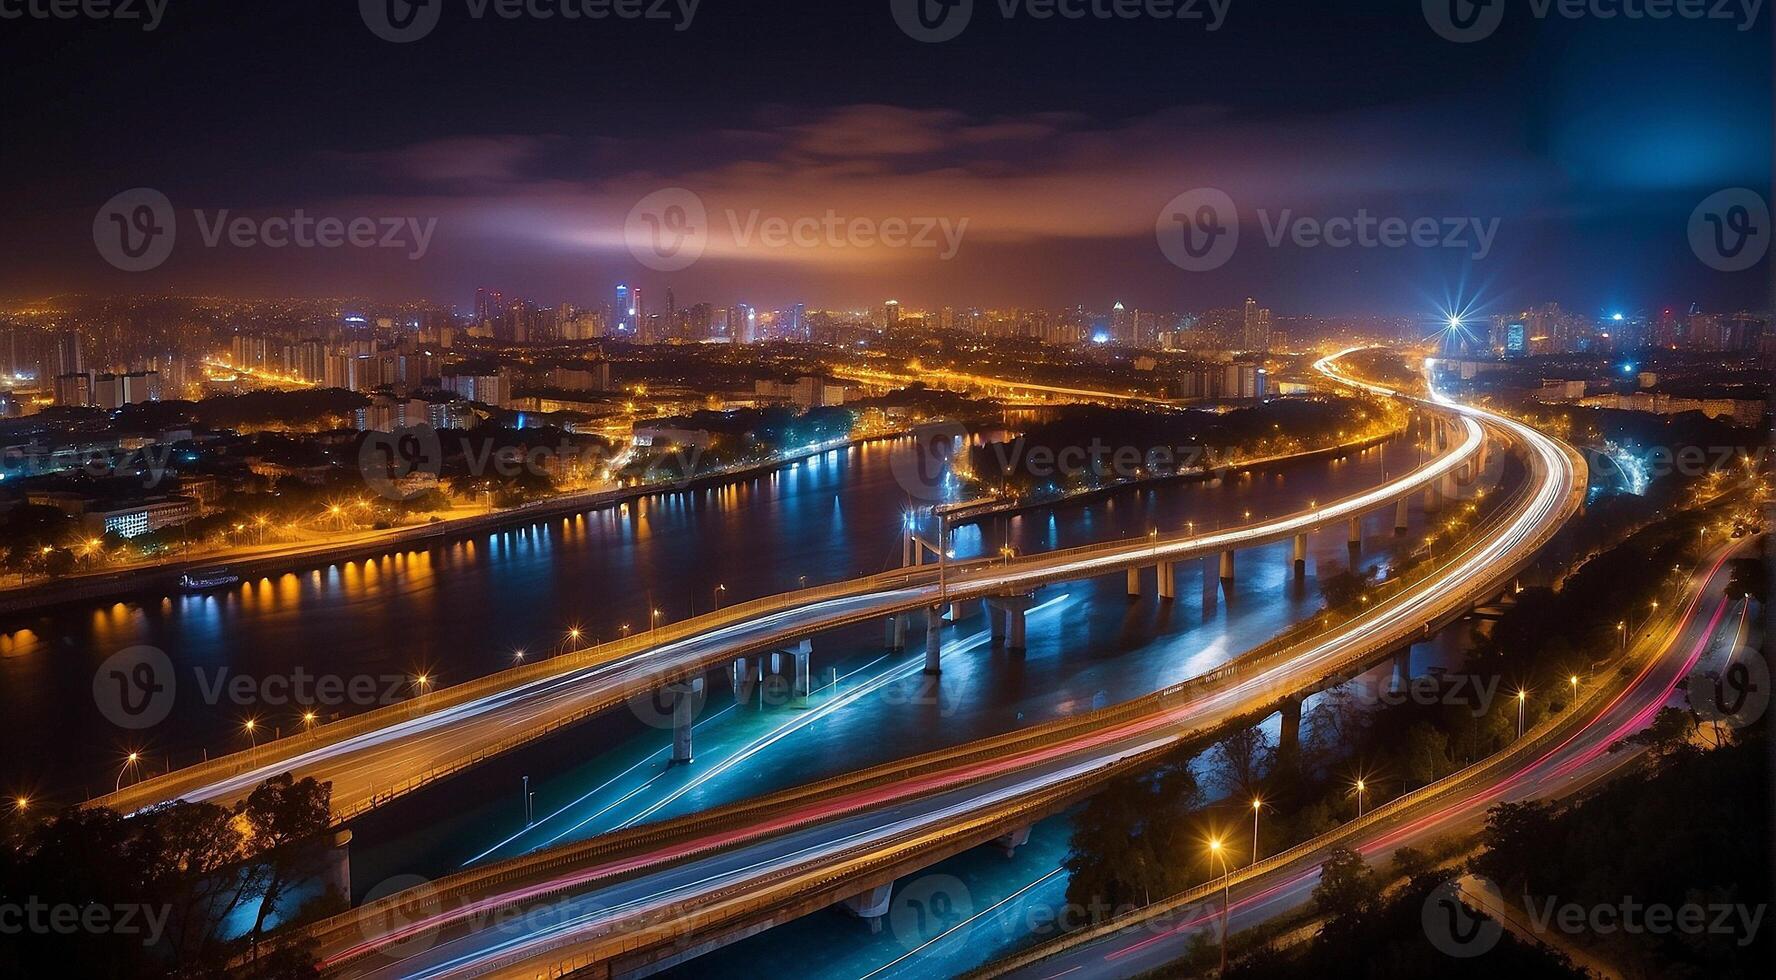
[947,601,964,624]
[987,600,1007,643]
[885,613,908,651]
[1157,561,1176,601]
[842,883,894,930]
[924,606,944,675]
[994,824,1033,856]
[772,639,812,699]
[667,678,705,764]
[1219,549,1236,583]
[988,593,1038,652]
[729,656,761,704]
[902,530,913,568]
[1292,532,1308,577]
[1127,566,1142,598]
[1278,694,1303,761]
[1390,647,1412,696]
[1395,496,1410,534]
[1348,516,1362,549]
[1424,481,1442,514]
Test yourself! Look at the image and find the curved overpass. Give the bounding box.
[297,352,1585,978]
[95,400,1483,821]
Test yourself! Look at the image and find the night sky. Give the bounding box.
[0,0,1769,315]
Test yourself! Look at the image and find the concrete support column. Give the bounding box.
[1395,496,1410,534]
[994,825,1033,856]
[947,601,964,624]
[1157,561,1176,600]
[885,613,908,651]
[667,678,705,764]
[1127,566,1142,598]
[924,606,943,675]
[1006,607,1027,651]
[1424,481,1442,514]
[1390,647,1412,696]
[902,530,913,568]
[1292,533,1308,577]
[988,602,1007,642]
[988,593,1038,653]
[1278,695,1303,760]
[729,656,759,703]
[843,883,895,931]
[1219,549,1236,582]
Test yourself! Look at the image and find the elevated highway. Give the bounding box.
[293,352,1586,978]
[95,388,1486,822]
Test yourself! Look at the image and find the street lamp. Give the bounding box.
[301,710,317,730]
[12,796,27,814]
[714,584,727,610]
[115,752,141,792]
[1250,798,1267,865]
[414,674,431,698]
[1516,689,1527,738]
[1207,837,1230,979]
[513,649,526,665]
[1354,779,1367,818]
[651,608,663,640]
[1617,621,1626,655]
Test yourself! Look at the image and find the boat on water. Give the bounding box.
[178,567,240,591]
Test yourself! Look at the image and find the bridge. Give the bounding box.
[283,353,1585,978]
[92,379,1488,823]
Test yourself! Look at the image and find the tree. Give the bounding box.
[1311,846,1379,934]
[1319,566,1378,611]
[1400,722,1452,787]
[238,775,333,958]
[1212,726,1274,797]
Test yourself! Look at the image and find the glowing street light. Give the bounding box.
[1354,778,1367,818]
[1206,836,1231,978]
[115,752,141,792]
[714,583,727,610]
[12,795,27,813]
[1250,798,1268,865]
[1516,689,1527,738]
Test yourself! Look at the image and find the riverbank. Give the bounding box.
[0,432,903,617]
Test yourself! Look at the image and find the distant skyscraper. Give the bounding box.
[614,283,634,335]
[1242,298,1272,352]
[793,303,806,340]
[885,300,900,331]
